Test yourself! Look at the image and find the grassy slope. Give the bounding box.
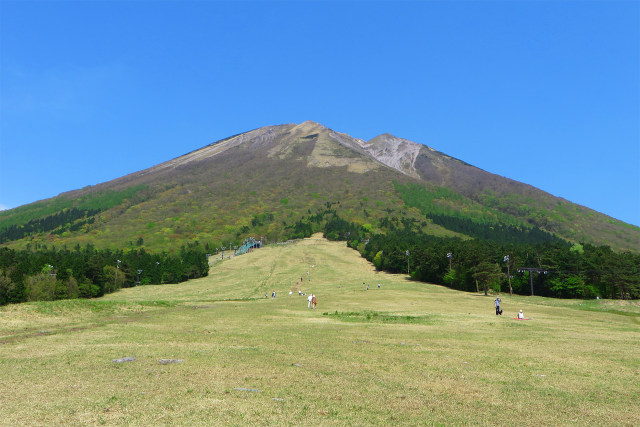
[1,235,638,426]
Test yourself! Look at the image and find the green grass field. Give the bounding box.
[1,235,639,426]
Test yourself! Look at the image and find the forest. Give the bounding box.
[1,206,638,305]
[0,208,101,243]
[0,242,209,305]
[316,211,640,299]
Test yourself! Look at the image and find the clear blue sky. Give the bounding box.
[1,1,639,226]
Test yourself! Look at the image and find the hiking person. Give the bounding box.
[495,297,502,315]
[307,294,313,308]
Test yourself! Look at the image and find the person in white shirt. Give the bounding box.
[307,294,313,309]
[518,309,524,319]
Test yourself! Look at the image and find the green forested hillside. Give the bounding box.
[0,186,149,243]
[393,182,566,244]
[1,121,638,255]
[0,150,459,252]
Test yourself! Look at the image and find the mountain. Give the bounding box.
[1,121,638,252]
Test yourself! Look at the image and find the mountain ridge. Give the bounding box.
[1,121,638,252]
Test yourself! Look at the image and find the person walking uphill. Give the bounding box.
[307,294,313,309]
[495,297,502,315]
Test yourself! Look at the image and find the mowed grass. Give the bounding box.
[1,234,639,426]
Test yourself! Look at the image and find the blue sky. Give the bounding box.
[1,0,639,226]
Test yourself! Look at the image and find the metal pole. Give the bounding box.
[504,255,512,296]
[406,250,410,275]
[115,260,120,289]
[530,270,534,296]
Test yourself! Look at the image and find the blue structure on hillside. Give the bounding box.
[235,237,262,255]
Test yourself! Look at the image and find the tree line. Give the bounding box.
[295,209,640,299]
[0,185,149,244]
[0,208,101,243]
[357,229,639,299]
[0,242,208,305]
[1,206,638,305]
[359,228,639,300]
[425,213,564,245]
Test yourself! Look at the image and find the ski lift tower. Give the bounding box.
[518,268,548,296]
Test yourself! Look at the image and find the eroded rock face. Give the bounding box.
[358,133,424,178]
